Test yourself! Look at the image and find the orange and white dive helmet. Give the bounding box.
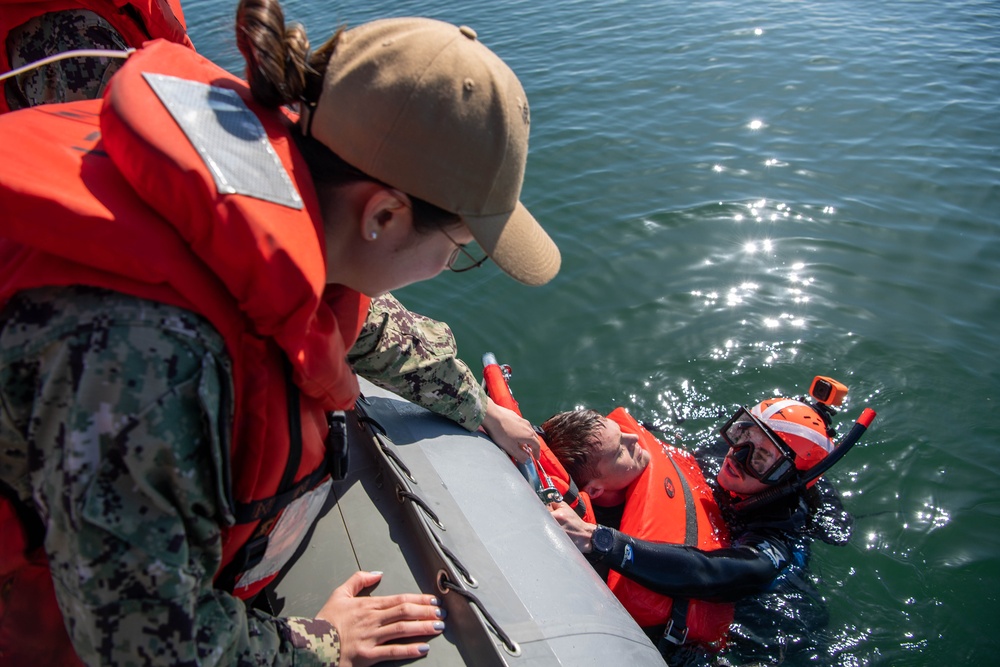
[720,376,849,487]
[723,376,877,511]
[721,399,835,487]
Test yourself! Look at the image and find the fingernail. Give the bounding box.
[433,621,445,631]
[429,597,440,606]
[369,570,383,576]
[418,644,431,654]
[435,607,447,619]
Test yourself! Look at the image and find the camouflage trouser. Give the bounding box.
[4,9,128,111]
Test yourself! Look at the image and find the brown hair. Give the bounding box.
[541,409,606,488]
[234,0,460,233]
[235,0,336,110]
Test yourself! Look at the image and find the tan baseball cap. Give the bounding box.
[308,17,560,286]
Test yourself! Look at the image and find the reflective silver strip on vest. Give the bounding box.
[233,477,333,594]
[143,73,303,209]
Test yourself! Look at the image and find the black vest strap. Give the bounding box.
[1,479,45,553]
[217,357,320,592]
[563,478,589,519]
[658,449,697,646]
[663,449,698,546]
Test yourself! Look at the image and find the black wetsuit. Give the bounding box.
[589,478,852,664]
[592,494,802,601]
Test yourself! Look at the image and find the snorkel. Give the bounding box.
[730,376,876,513]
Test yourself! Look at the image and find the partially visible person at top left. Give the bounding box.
[0,0,194,112]
[0,1,561,666]
[0,0,545,469]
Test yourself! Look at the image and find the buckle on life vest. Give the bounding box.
[327,410,349,480]
[661,618,690,646]
[242,534,270,571]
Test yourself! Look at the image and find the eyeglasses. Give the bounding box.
[720,407,797,485]
[441,228,489,272]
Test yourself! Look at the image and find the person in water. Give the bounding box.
[0,0,559,665]
[545,384,864,663]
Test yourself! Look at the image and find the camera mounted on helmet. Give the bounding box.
[805,375,849,436]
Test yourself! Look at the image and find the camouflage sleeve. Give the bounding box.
[0,288,337,667]
[348,293,487,430]
[4,10,128,111]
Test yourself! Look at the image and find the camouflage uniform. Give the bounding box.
[351,293,487,430]
[0,287,479,664]
[3,9,128,111]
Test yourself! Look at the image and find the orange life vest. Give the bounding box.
[0,0,194,113]
[0,40,368,664]
[605,408,734,645]
[481,359,733,646]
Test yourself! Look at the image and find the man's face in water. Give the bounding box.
[584,417,649,503]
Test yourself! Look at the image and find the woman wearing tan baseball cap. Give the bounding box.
[238,0,560,292]
[232,0,559,663]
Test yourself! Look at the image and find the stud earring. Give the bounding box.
[369,232,378,240]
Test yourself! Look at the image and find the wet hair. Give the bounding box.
[541,409,606,488]
[234,0,460,234]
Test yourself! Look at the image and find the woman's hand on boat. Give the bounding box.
[481,397,541,463]
[548,502,597,553]
[316,570,445,666]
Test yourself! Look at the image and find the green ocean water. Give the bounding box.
[184,0,1000,664]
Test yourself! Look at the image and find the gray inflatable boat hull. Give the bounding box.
[272,377,662,665]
